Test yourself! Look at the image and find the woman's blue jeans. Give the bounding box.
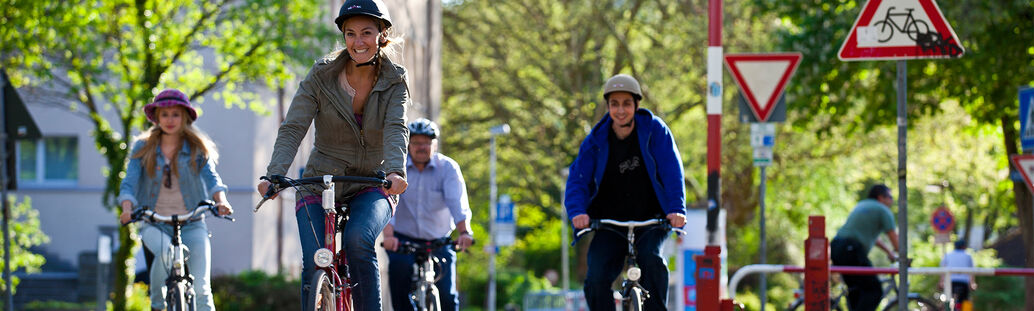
[140,220,214,311]
[296,191,392,311]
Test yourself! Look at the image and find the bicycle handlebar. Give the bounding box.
[382,237,477,255]
[574,218,687,239]
[127,200,235,225]
[255,172,393,212]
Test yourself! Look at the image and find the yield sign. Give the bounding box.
[1011,154,1034,193]
[839,0,964,61]
[724,53,802,122]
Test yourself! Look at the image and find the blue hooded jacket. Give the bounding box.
[564,108,687,221]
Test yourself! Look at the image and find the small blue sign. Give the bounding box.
[495,194,514,223]
[1019,87,1034,151]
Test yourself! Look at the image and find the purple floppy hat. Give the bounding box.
[144,89,198,123]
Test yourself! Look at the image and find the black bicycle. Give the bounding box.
[385,237,473,311]
[126,201,234,311]
[574,218,685,311]
[786,273,940,311]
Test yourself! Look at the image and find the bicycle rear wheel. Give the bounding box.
[880,296,941,311]
[165,282,189,311]
[622,287,644,311]
[306,270,337,311]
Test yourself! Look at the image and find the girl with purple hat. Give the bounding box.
[118,89,233,311]
[256,0,410,309]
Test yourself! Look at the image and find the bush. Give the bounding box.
[212,270,300,311]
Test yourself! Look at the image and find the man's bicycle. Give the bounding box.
[126,200,234,311]
[385,237,472,311]
[785,273,941,311]
[256,173,391,311]
[574,218,685,311]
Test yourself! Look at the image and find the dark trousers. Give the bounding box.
[584,226,669,311]
[387,233,459,311]
[951,281,970,303]
[830,237,881,311]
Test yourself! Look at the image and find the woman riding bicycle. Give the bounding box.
[118,89,234,311]
[255,0,409,309]
[565,74,687,311]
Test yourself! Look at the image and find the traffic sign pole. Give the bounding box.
[895,60,909,311]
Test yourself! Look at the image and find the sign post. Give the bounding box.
[839,2,963,309]
[726,52,801,310]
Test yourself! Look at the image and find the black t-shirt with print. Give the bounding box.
[588,126,664,222]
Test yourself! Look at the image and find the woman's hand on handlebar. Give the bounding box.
[119,201,134,225]
[215,201,234,216]
[385,172,407,195]
[257,180,277,199]
[572,214,590,229]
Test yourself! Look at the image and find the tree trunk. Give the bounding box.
[1000,116,1034,310]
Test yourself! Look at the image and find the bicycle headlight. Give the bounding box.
[314,248,334,268]
[626,267,642,282]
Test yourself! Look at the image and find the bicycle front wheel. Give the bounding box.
[881,296,941,311]
[166,282,189,311]
[425,284,442,311]
[622,287,644,311]
[306,270,337,311]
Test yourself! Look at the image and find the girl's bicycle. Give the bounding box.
[574,218,685,311]
[256,173,391,311]
[126,200,234,311]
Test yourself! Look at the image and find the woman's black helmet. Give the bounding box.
[335,0,393,32]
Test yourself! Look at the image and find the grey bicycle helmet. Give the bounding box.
[408,118,439,139]
[603,74,643,101]
[335,0,393,32]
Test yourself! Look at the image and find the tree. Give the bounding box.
[0,0,333,309]
[0,196,49,309]
[751,0,1034,306]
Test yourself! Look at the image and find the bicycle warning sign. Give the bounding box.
[839,0,964,61]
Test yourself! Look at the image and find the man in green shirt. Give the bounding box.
[831,184,899,311]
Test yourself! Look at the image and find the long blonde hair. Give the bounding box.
[131,109,219,178]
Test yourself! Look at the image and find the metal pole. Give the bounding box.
[0,69,12,311]
[896,60,909,311]
[705,0,723,245]
[560,168,570,307]
[488,134,497,311]
[759,166,767,311]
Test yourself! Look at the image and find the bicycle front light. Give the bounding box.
[314,248,334,268]
[626,267,642,282]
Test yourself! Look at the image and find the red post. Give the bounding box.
[804,216,829,311]
[696,245,721,310]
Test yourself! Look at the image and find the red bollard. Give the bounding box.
[696,245,721,311]
[804,216,830,311]
[721,298,743,310]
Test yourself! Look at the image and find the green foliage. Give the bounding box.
[212,270,301,311]
[0,196,49,295]
[972,275,1026,311]
[1,1,334,309]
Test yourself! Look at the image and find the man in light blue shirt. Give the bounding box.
[382,118,473,311]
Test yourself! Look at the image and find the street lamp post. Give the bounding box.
[487,124,510,311]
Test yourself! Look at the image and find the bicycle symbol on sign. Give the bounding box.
[873,6,930,43]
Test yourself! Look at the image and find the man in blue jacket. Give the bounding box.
[565,74,687,311]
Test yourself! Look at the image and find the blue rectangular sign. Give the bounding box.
[1020,87,1034,151]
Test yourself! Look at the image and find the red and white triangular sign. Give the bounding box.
[1012,155,1034,193]
[839,0,964,61]
[724,53,802,122]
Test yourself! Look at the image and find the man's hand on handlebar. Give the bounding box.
[572,214,590,229]
[382,235,400,252]
[667,212,686,228]
[456,232,474,251]
[385,173,407,195]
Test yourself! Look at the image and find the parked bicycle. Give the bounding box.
[383,237,473,311]
[126,200,234,311]
[256,173,391,311]
[574,218,685,311]
[786,272,941,311]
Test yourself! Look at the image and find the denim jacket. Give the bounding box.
[117,140,228,209]
[565,108,687,221]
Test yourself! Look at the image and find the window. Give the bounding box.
[17,137,78,186]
